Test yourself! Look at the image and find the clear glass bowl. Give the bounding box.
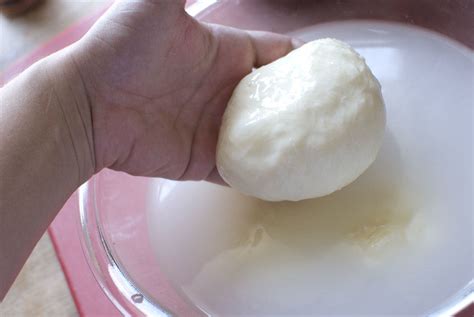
[79,1,473,316]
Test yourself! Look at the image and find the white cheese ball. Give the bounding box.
[216,38,386,201]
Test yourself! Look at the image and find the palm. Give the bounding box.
[73,0,297,182]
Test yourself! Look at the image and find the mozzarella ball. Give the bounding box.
[216,38,386,201]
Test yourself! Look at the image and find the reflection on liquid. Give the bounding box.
[236,131,420,255]
[148,132,435,315]
[190,131,428,272]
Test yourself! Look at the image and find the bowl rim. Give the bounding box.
[78,177,173,316]
[78,172,474,316]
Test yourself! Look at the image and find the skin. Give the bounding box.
[0,0,300,300]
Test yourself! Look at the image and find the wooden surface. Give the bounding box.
[0,1,106,315]
[0,235,77,316]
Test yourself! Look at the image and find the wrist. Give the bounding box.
[0,45,95,299]
[41,48,96,185]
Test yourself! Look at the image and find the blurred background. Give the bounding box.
[0,0,106,70]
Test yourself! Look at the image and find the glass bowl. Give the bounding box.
[79,1,473,316]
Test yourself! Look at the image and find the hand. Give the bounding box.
[70,0,299,183]
[0,0,302,298]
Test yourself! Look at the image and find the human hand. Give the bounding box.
[0,0,303,297]
[71,0,300,183]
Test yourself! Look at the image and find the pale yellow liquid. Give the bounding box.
[147,142,439,315]
[147,22,473,315]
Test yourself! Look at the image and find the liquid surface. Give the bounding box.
[147,22,473,316]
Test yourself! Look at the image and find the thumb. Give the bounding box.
[246,30,305,67]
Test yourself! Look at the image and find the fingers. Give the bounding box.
[247,30,305,67]
[206,166,229,186]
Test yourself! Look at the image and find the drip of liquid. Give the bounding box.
[147,21,473,316]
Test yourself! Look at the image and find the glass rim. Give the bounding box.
[77,173,474,316]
